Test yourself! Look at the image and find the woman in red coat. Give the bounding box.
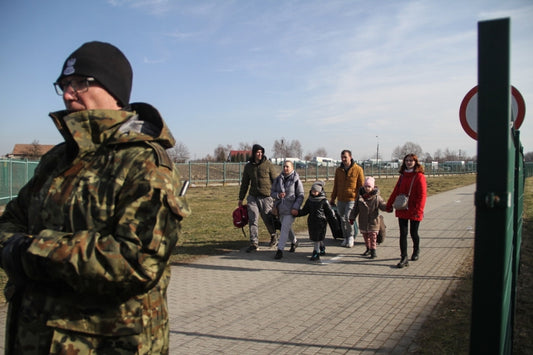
[386,154,427,268]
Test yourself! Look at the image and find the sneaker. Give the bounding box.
[246,244,258,253]
[319,246,326,255]
[310,252,320,261]
[289,240,299,252]
[269,234,278,248]
[346,237,354,248]
[274,249,283,259]
[340,238,347,247]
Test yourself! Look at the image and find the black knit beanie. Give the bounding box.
[57,41,133,107]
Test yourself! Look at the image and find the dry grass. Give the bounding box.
[413,176,533,354]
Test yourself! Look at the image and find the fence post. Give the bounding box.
[223,161,226,186]
[471,17,514,354]
[206,161,209,186]
[9,159,13,201]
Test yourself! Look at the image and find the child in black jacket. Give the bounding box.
[298,181,338,261]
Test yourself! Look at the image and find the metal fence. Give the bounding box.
[1,158,483,206]
[2,157,532,206]
[172,160,479,186]
[0,159,39,205]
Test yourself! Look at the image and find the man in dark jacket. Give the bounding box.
[238,144,278,251]
[0,41,190,354]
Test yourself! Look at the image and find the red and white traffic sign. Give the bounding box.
[459,85,526,140]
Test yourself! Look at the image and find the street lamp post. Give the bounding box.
[376,136,379,176]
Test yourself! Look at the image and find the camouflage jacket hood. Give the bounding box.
[50,102,176,155]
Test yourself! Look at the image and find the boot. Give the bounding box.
[397,256,409,268]
[370,249,377,259]
[411,248,420,261]
[269,234,278,248]
[274,249,283,259]
[319,245,326,255]
[289,240,299,252]
[246,243,258,253]
[310,251,320,261]
[362,248,370,256]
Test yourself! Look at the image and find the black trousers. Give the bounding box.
[398,218,420,257]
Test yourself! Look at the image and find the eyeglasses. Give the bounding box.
[53,77,96,95]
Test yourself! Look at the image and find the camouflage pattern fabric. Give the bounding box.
[0,103,190,354]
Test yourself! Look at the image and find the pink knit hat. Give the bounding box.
[364,176,375,188]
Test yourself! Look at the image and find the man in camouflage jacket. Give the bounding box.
[0,41,190,354]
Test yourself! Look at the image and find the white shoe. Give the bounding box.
[340,238,347,247]
[346,237,354,248]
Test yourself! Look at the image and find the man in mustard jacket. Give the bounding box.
[330,150,365,248]
[0,41,190,354]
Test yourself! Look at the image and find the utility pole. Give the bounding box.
[376,136,379,176]
[376,136,379,162]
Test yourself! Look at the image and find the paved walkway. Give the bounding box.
[0,184,476,354]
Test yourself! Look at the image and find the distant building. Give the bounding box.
[227,150,252,162]
[7,143,55,160]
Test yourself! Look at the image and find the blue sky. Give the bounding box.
[1,0,532,161]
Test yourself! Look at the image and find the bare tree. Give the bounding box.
[314,147,328,157]
[213,144,232,162]
[167,141,190,163]
[238,142,252,151]
[291,140,303,158]
[524,151,533,162]
[272,138,303,158]
[25,140,42,160]
[391,142,423,160]
[443,148,458,161]
[272,139,286,158]
[433,149,443,162]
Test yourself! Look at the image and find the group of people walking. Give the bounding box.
[0,39,428,354]
[0,41,191,353]
[238,146,427,269]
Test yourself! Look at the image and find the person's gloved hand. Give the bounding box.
[1,234,32,287]
[349,219,354,225]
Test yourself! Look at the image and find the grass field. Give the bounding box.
[171,174,477,264]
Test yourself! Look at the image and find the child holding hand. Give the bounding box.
[298,181,338,261]
[349,177,388,258]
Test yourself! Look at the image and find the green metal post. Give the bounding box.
[471,18,514,354]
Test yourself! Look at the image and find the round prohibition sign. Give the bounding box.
[459,85,526,140]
